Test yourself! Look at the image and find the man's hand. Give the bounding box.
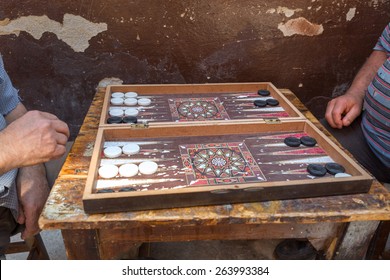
[16,164,49,239]
[325,93,364,129]
[324,50,387,129]
[0,110,69,173]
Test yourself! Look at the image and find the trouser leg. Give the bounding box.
[320,116,390,183]
[0,206,20,255]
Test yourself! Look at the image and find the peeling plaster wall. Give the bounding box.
[0,0,389,138]
[0,14,107,52]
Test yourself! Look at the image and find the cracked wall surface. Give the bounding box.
[0,0,389,138]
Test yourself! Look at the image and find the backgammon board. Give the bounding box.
[99,82,304,127]
[82,83,372,214]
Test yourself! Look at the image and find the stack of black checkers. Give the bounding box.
[254,89,279,107]
[107,116,138,124]
[97,187,137,193]
[307,163,346,177]
[254,98,280,107]
[97,189,115,193]
[284,136,317,147]
[254,99,267,107]
[118,187,137,192]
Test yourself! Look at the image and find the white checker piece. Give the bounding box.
[119,163,139,177]
[122,143,140,155]
[111,97,124,105]
[139,161,158,175]
[111,92,125,98]
[103,146,122,158]
[124,98,138,106]
[109,108,124,117]
[138,98,151,106]
[98,164,119,179]
[125,91,138,98]
[125,108,139,117]
[335,173,352,178]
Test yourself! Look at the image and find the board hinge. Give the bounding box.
[263,118,281,124]
[130,121,149,129]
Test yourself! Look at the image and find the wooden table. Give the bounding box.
[39,87,390,260]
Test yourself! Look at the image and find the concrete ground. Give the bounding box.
[139,240,280,260]
[6,229,390,260]
[7,230,67,260]
[7,232,281,260]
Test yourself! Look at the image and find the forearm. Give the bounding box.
[16,162,49,239]
[346,50,387,99]
[0,131,20,173]
[0,103,28,173]
[4,103,28,123]
[18,164,47,185]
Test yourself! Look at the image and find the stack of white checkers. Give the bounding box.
[98,143,158,178]
[109,91,152,117]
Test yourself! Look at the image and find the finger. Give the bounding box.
[325,101,337,128]
[52,119,70,138]
[21,227,40,240]
[17,205,26,225]
[55,131,69,146]
[331,102,346,129]
[52,144,67,159]
[342,106,360,127]
[21,214,40,240]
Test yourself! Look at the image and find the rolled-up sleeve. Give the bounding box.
[0,55,20,218]
[0,55,20,117]
[373,23,390,56]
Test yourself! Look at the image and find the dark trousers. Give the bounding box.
[0,206,22,255]
[320,116,390,183]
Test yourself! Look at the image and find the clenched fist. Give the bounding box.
[0,110,70,173]
[325,93,364,129]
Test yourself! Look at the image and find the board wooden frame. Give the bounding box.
[83,120,372,214]
[99,82,305,127]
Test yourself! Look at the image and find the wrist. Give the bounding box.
[0,130,23,173]
[343,89,365,104]
[18,164,47,178]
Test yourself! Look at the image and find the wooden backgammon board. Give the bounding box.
[82,83,373,214]
[98,82,304,126]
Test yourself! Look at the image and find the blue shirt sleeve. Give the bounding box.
[0,55,21,116]
[373,23,390,56]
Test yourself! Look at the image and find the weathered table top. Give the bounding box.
[39,87,390,231]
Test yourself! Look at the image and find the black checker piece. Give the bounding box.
[325,162,346,175]
[266,98,279,106]
[254,99,267,107]
[307,164,327,177]
[107,116,123,124]
[284,137,301,147]
[258,89,271,96]
[300,136,317,147]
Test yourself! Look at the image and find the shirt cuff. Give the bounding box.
[0,185,9,198]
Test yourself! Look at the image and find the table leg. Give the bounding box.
[62,229,100,260]
[334,220,380,259]
[98,230,142,260]
[62,229,142,260]
[366,220,390,259]
[97,222,343,259]
[62,222,376,260]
